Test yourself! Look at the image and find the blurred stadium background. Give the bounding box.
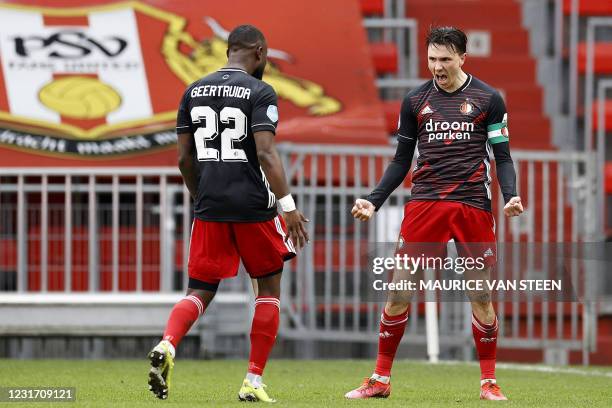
[0,0,611,369]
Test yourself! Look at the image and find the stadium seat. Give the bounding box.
[590,100,612,131]
[460,57,537,85]
[369,42,398,75]
[507,114,551,149]
[607,162,612,194]
[576,43,612,75]
[503,85,544,113]
[486,29,530,55]
[0,238,17,270]
[563,0,612,16]
[407,0,523,29]
[359,0,384,16]
[382,100,401,134]
[312,239,369,270]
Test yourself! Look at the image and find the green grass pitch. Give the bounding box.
[1,359,611,407]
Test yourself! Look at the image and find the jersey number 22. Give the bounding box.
[191,106,247,162]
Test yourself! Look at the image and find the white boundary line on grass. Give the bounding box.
[416,360,612,379]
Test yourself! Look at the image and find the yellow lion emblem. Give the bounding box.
[164,17,341,116]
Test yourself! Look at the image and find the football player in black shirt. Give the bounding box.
[148,25,308,403]
[345,27,523,401]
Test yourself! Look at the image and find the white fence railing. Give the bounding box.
[0,145,601,363]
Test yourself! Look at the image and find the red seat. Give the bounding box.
[465,56,536,85]
[487,29,530,55]
[360,0,384,16]
[507,113,551,149]
[576,43,612,75]
[563,0,612,16]
[312,240,370,270]
[370,42,398,74]
[382,100,401,133]
[407,0,522,28]
[590,100,612,131]
[503,85,544,113]
[607,162,612,194]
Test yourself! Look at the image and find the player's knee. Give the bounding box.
[186,288,216,307]
[468,291,492,308]
[385,301,409,316]
[255,272,282,297]
[256,286,280,298]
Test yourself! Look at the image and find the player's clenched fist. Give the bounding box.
[503,196,523,217]
[352,198,375,221]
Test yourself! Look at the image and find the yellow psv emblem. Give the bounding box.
[0,1,341,142]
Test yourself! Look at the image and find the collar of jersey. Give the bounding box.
[432,73,472,96]
[219,68,248,74]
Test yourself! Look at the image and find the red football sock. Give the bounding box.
[374,308,409,377]
[472,313,498,380]
[248,297,280,376]
[162,295,205,348]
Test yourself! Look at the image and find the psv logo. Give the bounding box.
[14,31,128,58]
[0,1,341,156]
[0,2,183,141]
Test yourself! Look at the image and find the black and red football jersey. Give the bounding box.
[397,74,509,211]
[176,68,279,222]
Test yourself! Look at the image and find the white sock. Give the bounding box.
[246,372,262,388]
[159,340,176,358]
[371,373,390,384]
[481,378,497,386]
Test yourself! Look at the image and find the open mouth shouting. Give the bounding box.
[435,73,448,85]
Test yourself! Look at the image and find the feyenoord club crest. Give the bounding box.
[459,99,473,114]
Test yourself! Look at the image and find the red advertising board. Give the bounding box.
[0,0,387,166]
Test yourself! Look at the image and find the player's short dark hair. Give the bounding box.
[227,25,266,51]
[426,26,467,54]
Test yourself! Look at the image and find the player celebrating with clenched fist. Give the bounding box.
[345,26,523,402]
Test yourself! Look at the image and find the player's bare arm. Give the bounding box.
[352,136,416,222]
[254,130,309,248]
[177,131,199,200]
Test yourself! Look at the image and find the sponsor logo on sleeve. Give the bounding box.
[267,105,279,122]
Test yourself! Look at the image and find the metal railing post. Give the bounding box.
[64,175,72,292]
[40,175,48,293]
[568,0,579,147]
[88,175,98,292]
[16,174,25,293]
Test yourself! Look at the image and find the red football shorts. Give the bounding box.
[398,200,497,267]
[188,215,296,285]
